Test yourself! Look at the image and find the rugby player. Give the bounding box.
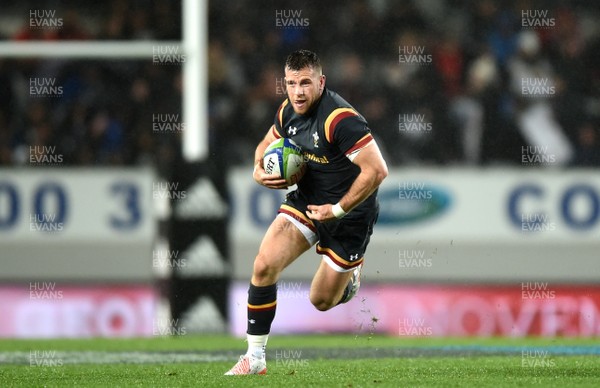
[225,50,388,375]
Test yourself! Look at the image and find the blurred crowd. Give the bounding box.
[211,0,600,167]
[1,0,599,172]
[0,0,183,177]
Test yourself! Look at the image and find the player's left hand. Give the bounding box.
[306,204,336,222]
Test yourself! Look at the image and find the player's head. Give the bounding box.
[284,50,326,115]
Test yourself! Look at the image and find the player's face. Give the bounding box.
[284,66,325,115]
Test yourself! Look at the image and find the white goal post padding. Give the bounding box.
[0,41,181,58]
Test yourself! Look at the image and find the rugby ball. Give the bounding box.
[263,138,306,186]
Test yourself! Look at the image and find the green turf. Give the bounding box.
[2,357,600,387]
[1,335,600,387]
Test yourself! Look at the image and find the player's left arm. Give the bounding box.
[306,139,388,222]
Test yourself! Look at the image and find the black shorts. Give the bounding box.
[278,190,379,272]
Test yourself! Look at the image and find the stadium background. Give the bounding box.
[0,0,599,339]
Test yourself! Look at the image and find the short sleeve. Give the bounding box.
[324,108,374,159]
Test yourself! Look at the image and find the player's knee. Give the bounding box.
[309,294,336,312]
[252,253,280,284]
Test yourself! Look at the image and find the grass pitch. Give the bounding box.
[1,335,599,387]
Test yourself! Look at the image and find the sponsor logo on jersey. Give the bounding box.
[312,132,320,148]
[288,126,298,136]
[303,152,329,164]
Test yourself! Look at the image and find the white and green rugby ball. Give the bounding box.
[263,138,306,185]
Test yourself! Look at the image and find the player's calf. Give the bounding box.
[337,263,363,305]
[309,275,355,311]
[309,259,362,311]
[309,271,358,310]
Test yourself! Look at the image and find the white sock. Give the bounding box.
[246,334,268,359]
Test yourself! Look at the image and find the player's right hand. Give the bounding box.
[253,163,288,189]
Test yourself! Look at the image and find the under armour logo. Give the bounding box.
[312,132,320,147]
[288,126,298,136]
[350,254,359,260]
[248,319,256,324]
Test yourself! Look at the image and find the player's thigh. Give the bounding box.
[255,214,311,272]
[310,258,353,302]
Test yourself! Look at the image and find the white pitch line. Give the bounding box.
[0,351,234,365]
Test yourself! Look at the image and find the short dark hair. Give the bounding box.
[285,50,322,73]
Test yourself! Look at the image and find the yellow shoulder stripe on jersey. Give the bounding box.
[270,125,282,139]
[345,133,374,156]
[277,99,289,128]
[324,108,358,143]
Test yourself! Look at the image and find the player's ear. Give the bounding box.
[320,74,326,91]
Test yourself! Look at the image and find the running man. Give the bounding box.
[226,50,388,375]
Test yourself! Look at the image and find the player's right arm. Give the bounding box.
[252,125,289,189]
